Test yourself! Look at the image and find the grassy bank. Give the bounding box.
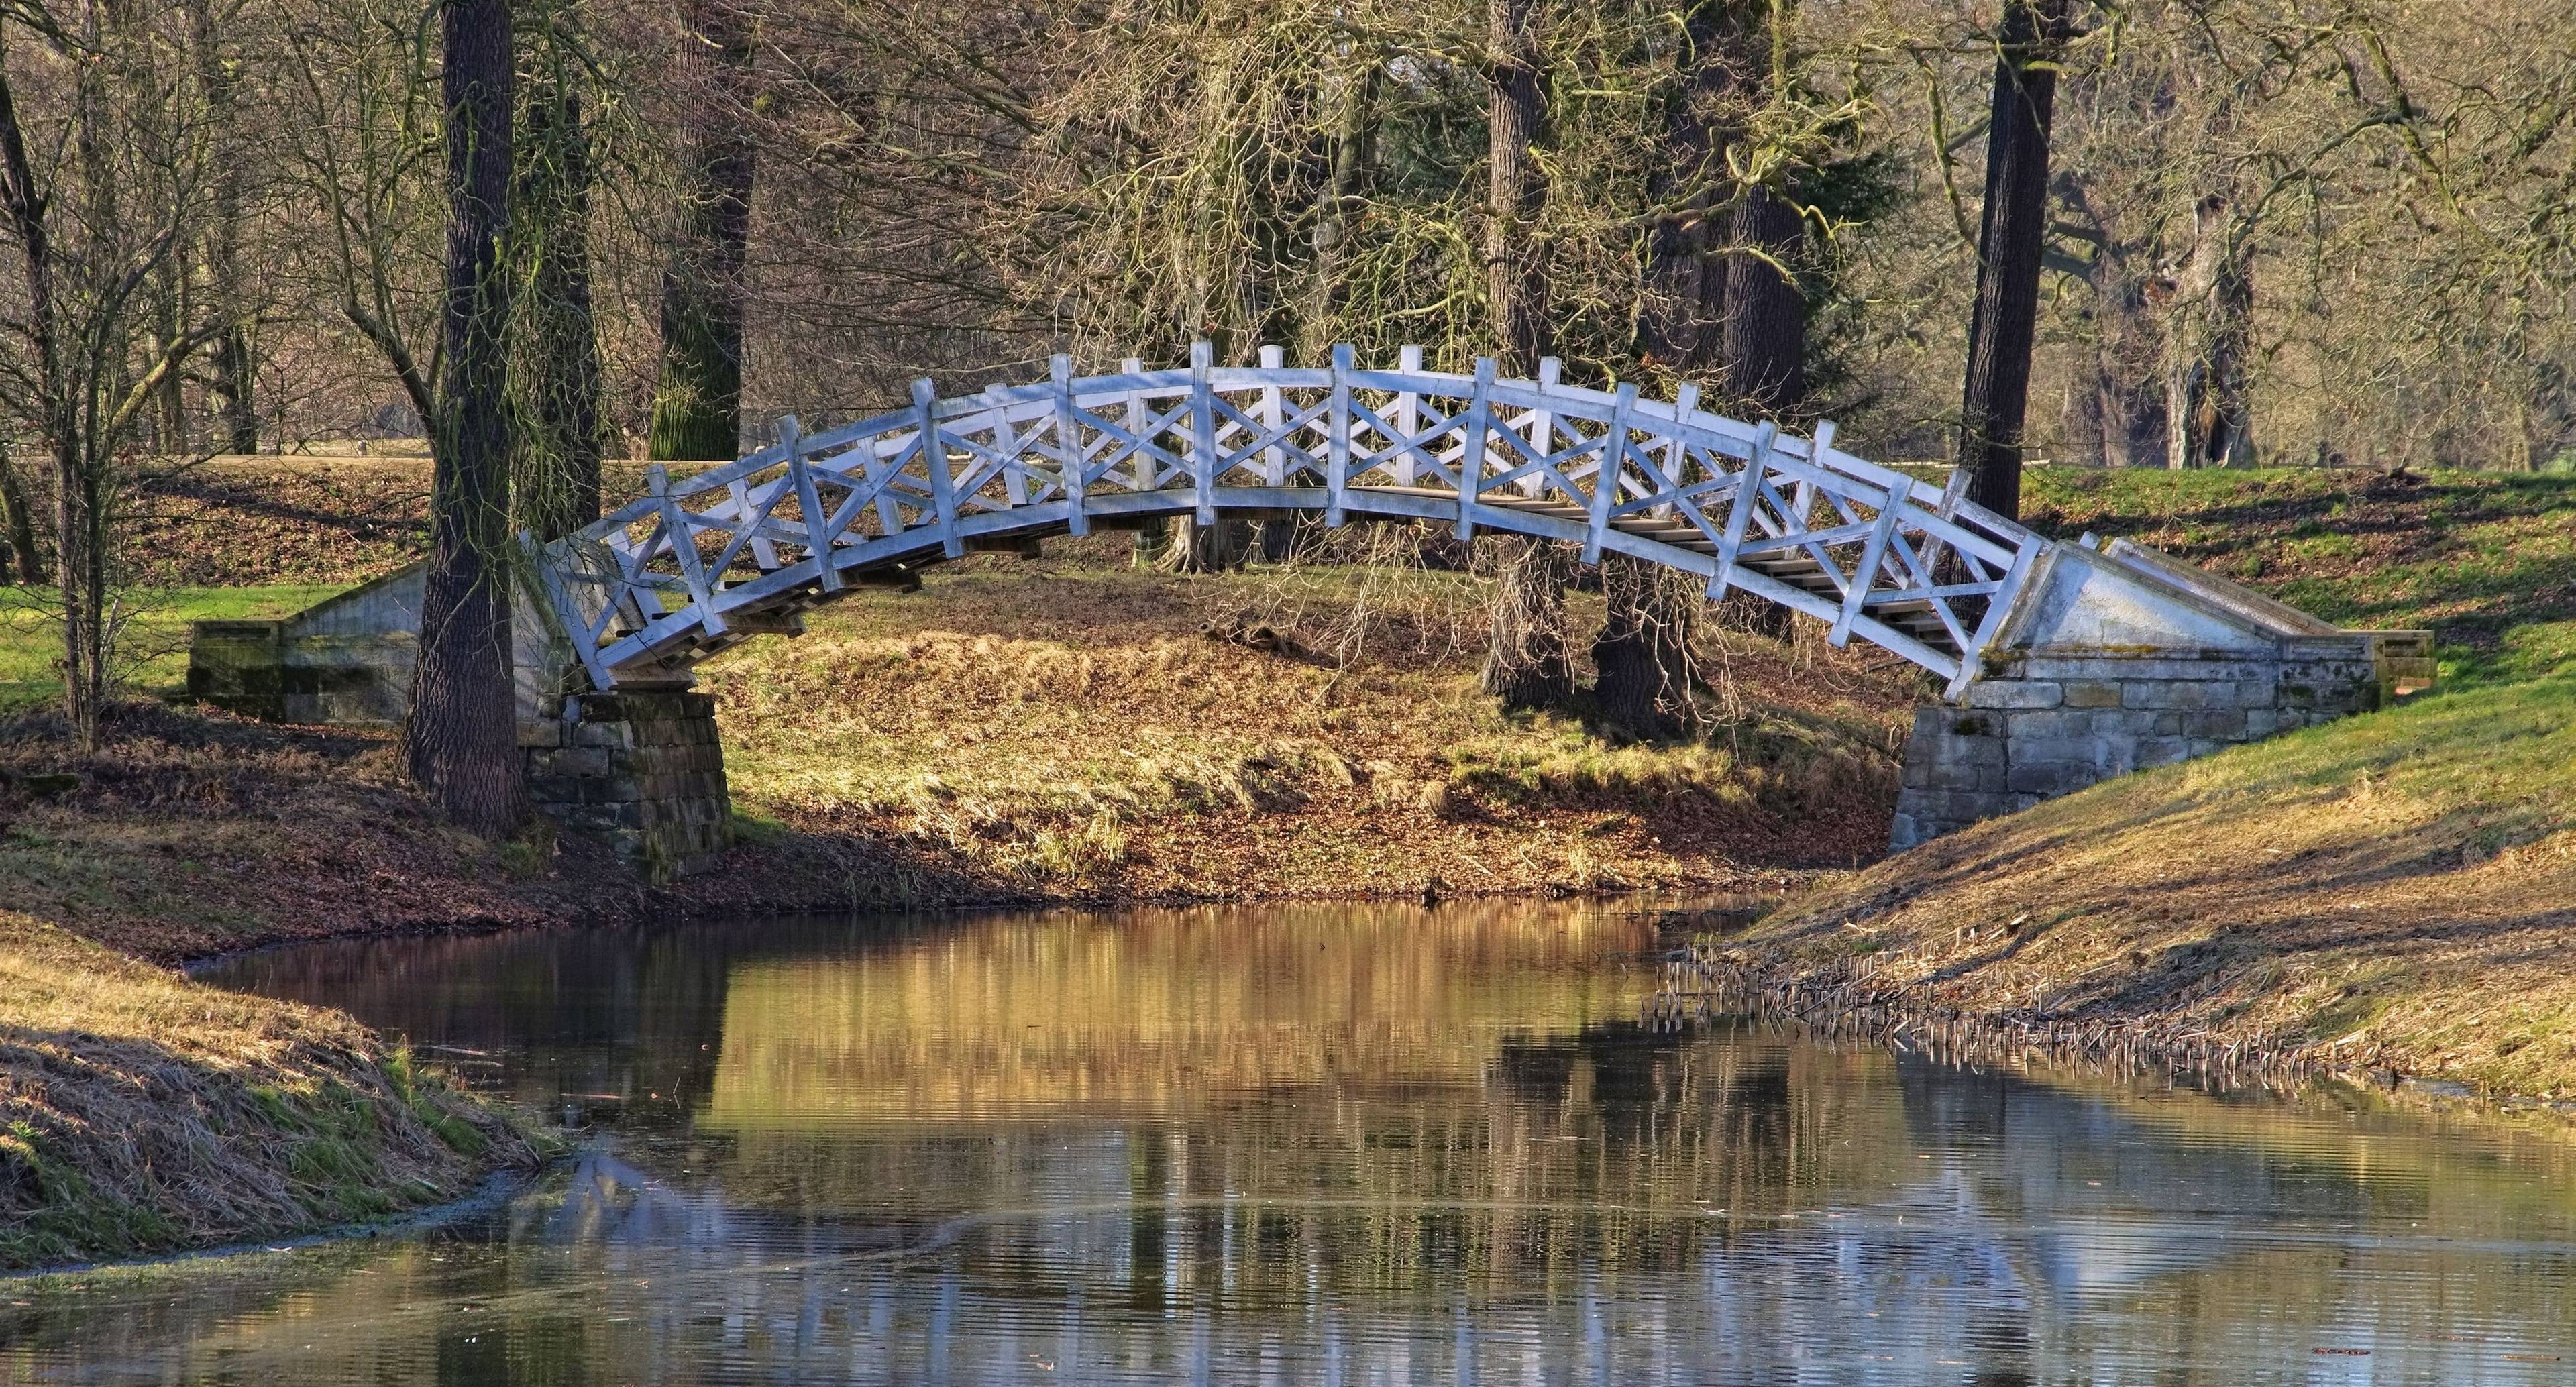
[1729,467,2576,1097]
[702,551,1909,900]
[0,907,532,1270]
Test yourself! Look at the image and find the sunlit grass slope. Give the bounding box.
[1746,468,2576,1096]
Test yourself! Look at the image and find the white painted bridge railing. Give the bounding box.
[533,343,2051,697]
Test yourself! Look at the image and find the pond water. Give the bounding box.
[9,902,2576,1384]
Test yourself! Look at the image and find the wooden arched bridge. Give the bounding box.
[191,343,2419,875]
[530,344,2049,700]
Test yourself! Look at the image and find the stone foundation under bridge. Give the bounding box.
[1890,535,2431,850]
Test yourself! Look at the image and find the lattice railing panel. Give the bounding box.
[533,343,2051,698]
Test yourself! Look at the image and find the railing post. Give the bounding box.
[1189,341,1219,525]
[1833,491,1907,647]
[1454,357,1497,541]
[1257,344,1286,486]
[1585,382,1635,565]
[1524,357,1560,498]
[786,415,839,593]
[1949,537,2047,698]
[1395,344,1424,486]
[1326,343,1353,526]
[1923,437,1970,574]
[525,528,614,693]
[1709,421,1777,600]
[649,462,726,634]
[1123,357,1152,492]
[1052,355,1089,537]
[731,428,781,572]
[1662,384,1698,520]
[913,377,963,558]
[989,385,1030,508]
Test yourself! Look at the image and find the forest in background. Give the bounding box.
[0,0,2561,474]
[0,0,2567,822]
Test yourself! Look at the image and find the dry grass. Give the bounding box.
[1739,672,2576,1096]
[0,907,533,1269]
[704,547,1913,901]
[1731,467,2576,1099]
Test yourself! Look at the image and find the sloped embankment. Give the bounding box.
[0,908,534,1270]
[1721,468,2576,1097]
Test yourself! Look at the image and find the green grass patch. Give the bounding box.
[2023,468,2576,689]
[0,584,343,712]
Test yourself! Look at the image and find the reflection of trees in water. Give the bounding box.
[698,902,1652,1128]
[140,907,2576,1384]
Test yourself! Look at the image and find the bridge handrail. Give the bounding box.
[542,345,2053,698]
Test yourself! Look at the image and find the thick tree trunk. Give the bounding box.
[2165,192,2255,469]
[1302,66,1376,357]
[2065,263,2169,469]
[1638,0,1746,372]
[515,53,606,540]
[150,279,187,455]
[1482,536,1578,712]
[1146,516,1250,573]
[1723,184,1807,419]
[1256,516,1301,565]
[189,0,258,456]
[210,330,257,453]
[407,0,523,838]
[1485,0,1548,373]
[650,0,756,462]
[1956,0,2070,520]
[1592,556,1697,738]
[1479,0,1577,711]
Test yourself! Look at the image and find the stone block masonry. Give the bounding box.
[1885,534,2432,852]
[1891,643,2387,850]
[521,689,732,881]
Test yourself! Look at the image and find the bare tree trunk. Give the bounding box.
[515,21,605,541]
[0,9,213,743]
[0,442,38,583]
[2166,192,2255,469]
[1723,184,1807,418]
[1149,516,1250,573]
[189,0,258,456]
[1485,0,1548,373]
[1302,65,1376,358]
[1956,0,2071,520]
[150,276,188,454]
[1592,556,1697,738]
[1,22,108,745]
[52,433,109,745]
[649,0,757,462]
[407,0,523,838]
[2071,273,2168,468]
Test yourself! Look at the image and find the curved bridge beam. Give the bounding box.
[533,343,2051,698]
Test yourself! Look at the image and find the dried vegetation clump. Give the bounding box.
[0,907,533,1269]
